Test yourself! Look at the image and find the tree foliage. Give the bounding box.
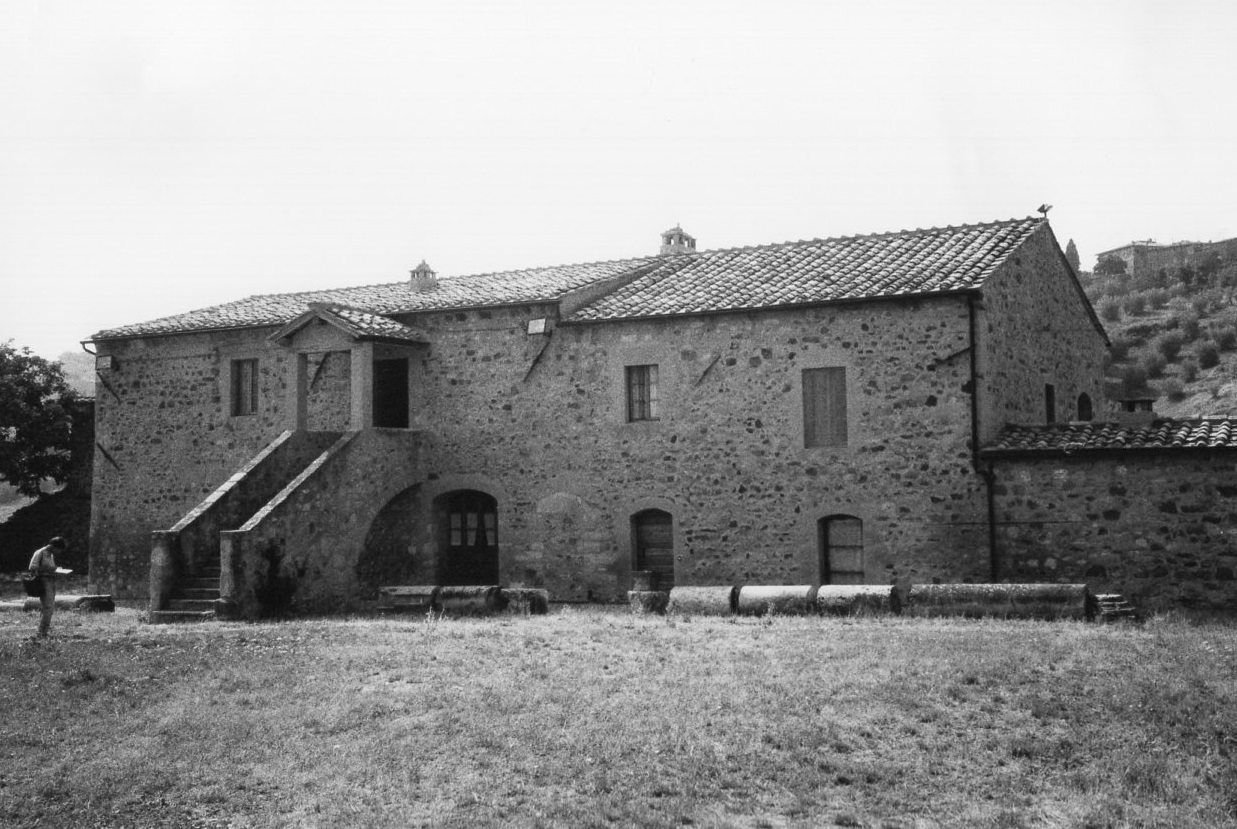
[0,341,77,497]
[1095,255,1127,276]
[1065,238,1081,273]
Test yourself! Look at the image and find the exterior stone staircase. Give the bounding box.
[1093,593,1137,622]
[150,559,222,623]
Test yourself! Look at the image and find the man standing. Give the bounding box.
[29,536,69,638]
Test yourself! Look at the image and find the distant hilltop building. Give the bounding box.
[1095,237,1236,280]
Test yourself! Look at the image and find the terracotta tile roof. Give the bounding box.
[284,303,428,344]
[983,419,1237,454]
[90,257,658,340]
[89,216,1046,340]
[567,217,1045,321]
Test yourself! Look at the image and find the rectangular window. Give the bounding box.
[231,359,258,416]
[1045,383,1056,425]
[803,367,847,447]
[626,365,660,422]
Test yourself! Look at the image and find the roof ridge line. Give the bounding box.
[685,216,1044,257]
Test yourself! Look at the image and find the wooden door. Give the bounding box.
[821,516,864,585]
[440,491,499,585]
[633,509,674,590]
[373,358,409,428]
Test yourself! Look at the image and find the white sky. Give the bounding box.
[2,0,1236,360]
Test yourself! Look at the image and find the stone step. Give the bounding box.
[149,609,215,624]
[167,598,218,612]
[183,578,220,591]
[178,587,220,600]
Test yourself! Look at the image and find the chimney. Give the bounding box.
[410,260,438,292]
[660,225,696,255]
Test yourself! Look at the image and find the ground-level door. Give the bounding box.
[633,509,675,591]
[819,515,864,584]
[438,490,499,585]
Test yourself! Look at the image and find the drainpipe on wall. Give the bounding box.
[967,294,981,473]
[968,294,1000,581]
[985,461,999,581]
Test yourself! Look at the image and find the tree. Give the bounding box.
[0,341,77,497]
[1095,255,1127,276]
[1065,238,1081,273]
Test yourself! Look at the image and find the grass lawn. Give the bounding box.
[2,598,1235,829]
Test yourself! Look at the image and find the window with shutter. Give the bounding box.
[626,365,660,422]
[231,359,258,416]
[803,367,847,447]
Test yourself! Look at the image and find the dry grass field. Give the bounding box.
[1,596,1235,829]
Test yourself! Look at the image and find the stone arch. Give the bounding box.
[615,494,683,590]
[356,483,425,594]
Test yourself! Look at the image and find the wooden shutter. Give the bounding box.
[803,367,847,447]
[232,359,258,416]
[626,365,660,422]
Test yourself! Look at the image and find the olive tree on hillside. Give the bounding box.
[1095,256,1127,276]
[0,341,77,497]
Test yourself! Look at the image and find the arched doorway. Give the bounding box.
[632,509,674,590]
[435,490,499,585]
[1077,393,1094,422]
[819,515,864,585]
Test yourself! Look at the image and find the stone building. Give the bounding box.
[1094,238,1236,280]
[82,216,1234,616]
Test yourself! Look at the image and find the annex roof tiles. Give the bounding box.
[983,419,1237,454]
[90,258,658,341]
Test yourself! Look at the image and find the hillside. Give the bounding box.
[1082,243,1237,418]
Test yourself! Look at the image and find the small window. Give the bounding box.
[1077,393,1093,422]
[1045,383,1056,425]
[626,365,660,422]
[803,367,847,447]
[231,359,258,416]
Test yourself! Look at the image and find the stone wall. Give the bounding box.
[990,452,1237,612]
[978,224,1108,437]
[305,351,351,431]
[221,429,424,616]
[90,329,288,596]
[391,296,994,600]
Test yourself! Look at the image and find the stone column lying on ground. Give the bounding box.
[667,585,739,616]
[736,585,818,616]
[21,595,115,612]
[814,585,901,616]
